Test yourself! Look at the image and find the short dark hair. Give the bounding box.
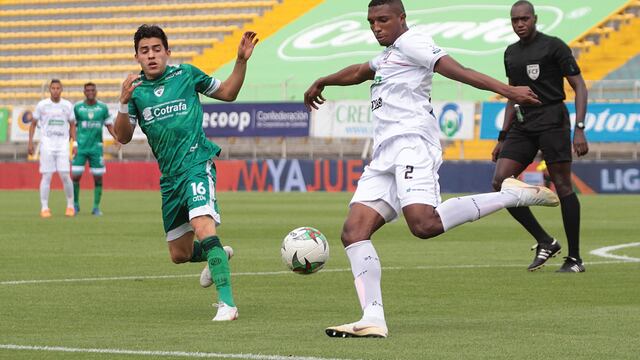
[84,82,96,89]
[50,79,62,86]
[134,24,169,54]
[368,0,405,13]
[512,0,535,15]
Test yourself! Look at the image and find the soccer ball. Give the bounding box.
[281,227,330,275]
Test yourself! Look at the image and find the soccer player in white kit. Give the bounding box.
[28,79,77,218]
[304,0,559,338]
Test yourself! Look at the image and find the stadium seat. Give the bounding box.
[0,0,279,105]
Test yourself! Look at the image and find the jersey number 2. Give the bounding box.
[404,165,414,179]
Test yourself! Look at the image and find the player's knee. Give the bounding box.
[94,177,102,186]
[341,225,368,247]
[170,252,191,264]
[408,221,441,240]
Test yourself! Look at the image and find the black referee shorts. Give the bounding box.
[498,103,572,165]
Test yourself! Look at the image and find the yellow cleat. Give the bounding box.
[65,207,75,217]
[40,208,52,218]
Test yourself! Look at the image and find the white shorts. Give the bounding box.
[350,135,443,222]
[39,146,70,174]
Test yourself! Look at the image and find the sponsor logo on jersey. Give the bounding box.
[164,68,183,80]
[439,103,463,137]
[371,97,382,111]
[527,64,540,80]
[48,119,65,126]
[142,99,188,123]
[154,85,165,97]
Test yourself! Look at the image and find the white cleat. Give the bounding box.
[200,245,234,288]
[325,320,388,338]
[212,301,238,321]
[501,177,560,207]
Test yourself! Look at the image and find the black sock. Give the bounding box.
[560,193,581,261]
[507,207,553,244]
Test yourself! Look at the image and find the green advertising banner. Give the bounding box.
[209,0,627,103]
[0,108,9,143]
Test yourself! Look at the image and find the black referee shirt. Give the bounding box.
[504,32,580,106]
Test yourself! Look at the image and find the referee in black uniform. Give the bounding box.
[492,1,589,273]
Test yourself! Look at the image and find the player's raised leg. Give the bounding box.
[404,177,559,240]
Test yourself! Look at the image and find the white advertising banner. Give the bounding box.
[312,100,475,140]
[10,105,147,142]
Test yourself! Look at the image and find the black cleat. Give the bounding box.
[528,239,562,271]
[556,256,585,273]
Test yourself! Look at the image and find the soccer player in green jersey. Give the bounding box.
[114,24,258,321]
[72,82,117,216]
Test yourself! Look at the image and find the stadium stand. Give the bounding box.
[0,1,279,104]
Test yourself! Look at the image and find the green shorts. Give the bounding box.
[72,148,105,175]
[161,160,220,241]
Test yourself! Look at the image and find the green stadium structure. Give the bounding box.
[208,0,630,103]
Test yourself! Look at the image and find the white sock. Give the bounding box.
[345,240,386,326]
[436,191,519,231]
[59,172,74,208]
[40,172,53,210]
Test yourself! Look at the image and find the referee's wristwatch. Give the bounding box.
[576,121,585,130]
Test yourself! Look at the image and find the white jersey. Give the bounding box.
[33,98,76,149]
[369,27,447,152]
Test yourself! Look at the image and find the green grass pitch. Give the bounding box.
[0,190,639,360]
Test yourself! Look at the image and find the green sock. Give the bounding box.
[201,236,235,307]
[93,180,102,209]
[189,240,207,262]
[73,181,80,208]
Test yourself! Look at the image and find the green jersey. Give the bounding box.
[74,100,112,151]
[128,64,222,177]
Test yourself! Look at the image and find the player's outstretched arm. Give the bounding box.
[114,74,141,144]
[434,55,541,106]
[213,31,259,102]
[304,63,374,110]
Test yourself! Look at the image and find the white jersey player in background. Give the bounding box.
[28,79,77,218]
[304,0,558,339]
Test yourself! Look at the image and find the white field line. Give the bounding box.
[589,242,640,262]
[0,259,636,286]
[0,344,356,360]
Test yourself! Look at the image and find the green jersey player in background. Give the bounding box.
[114,24,258,321]
[72,82,117,216]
